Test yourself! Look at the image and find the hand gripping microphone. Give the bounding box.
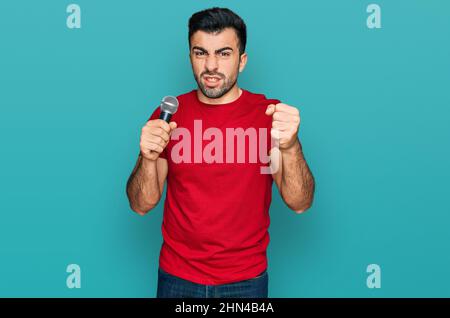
[159,96,179,122]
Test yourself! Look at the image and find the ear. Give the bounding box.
[238,52,248,73]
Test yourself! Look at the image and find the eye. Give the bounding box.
[194,51,206,57]
[219,51,231,57]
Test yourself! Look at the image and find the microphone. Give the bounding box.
[159,96,179,122]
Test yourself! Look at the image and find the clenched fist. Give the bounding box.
[265,103,301,150]
[140,119,177,161]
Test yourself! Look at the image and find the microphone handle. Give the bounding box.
[159,111,172,123]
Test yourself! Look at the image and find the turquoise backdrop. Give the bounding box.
[0,0,449,297]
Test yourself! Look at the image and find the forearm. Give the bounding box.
[126,156,161,215]
[279,139,315,213]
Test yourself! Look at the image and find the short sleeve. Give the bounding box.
[147,106,167,159]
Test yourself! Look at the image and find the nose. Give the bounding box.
[205,55,219,72]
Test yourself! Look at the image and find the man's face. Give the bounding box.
[190,28,247,99]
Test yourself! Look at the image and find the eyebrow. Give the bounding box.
[192,46,234,54]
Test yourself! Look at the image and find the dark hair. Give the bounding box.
[188,7,247,55]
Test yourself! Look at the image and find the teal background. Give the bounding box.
[0,0,449,297]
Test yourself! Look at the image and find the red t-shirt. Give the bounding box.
[148,89,280,285]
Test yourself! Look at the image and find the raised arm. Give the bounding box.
[126,119,177,215]
[266,103,315,213]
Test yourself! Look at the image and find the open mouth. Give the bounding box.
[203,76,222,87]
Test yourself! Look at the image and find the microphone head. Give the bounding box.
[160,96,179,115]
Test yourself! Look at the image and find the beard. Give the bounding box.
[194,69,239,99]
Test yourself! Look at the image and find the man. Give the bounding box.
[126,7,315,298]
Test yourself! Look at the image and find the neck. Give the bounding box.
[197,84,242,105]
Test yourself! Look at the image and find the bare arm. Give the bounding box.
[126,155,168,215]
[271,139,315,213]
[126,118,177,215]
[266,102,315,214]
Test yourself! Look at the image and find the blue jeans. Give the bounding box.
[156,267,268,298]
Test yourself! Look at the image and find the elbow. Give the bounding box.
[293,202,312,214]
[287,200,313,214]
[130,202,156,216]
[127,193,160,216]
[286,193,315,215]
[293,181,315,214]
[126,188,161,216]
[131,206,150,216]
